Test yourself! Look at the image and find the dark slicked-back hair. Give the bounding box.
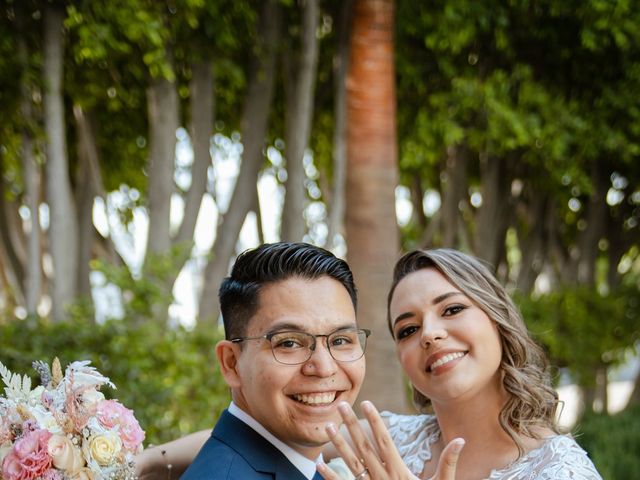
[219,242,357,339]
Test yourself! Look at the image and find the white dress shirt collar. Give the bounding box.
[228,402,322,480]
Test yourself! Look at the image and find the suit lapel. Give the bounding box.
[213,410,309,480]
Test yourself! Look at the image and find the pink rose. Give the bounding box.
[96,400,127,430]
[96,400,145,451]
[47,435,84,472]
[2,429,52,480]
[2,451,22,480]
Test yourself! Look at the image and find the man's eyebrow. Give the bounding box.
[264,322,304,334]
[265,321,357,335]
[392,291,463,327]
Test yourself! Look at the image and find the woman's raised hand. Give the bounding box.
[317,401,464,480]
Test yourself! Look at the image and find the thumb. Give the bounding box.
[434,438,465,480]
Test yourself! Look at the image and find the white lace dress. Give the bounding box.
[381,411,602,480]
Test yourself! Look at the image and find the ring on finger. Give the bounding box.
[354,468,369,480]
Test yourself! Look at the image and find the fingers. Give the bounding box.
[326,401,417,480]
[325,417,369,477]
[337,401,386,477]
[432,438,465,480]
[360,400,402,465]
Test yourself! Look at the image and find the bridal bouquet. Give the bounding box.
[0,359,145,480]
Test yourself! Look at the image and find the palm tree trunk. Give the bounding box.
[346,0,408,413]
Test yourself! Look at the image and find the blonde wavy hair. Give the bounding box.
[387,248,559,456]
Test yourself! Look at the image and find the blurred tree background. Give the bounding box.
[0,0,639,473]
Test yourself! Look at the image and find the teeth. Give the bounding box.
[430,352,465,371]
[292,392,337,405]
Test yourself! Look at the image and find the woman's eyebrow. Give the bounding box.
[431,291,463,305]
[392,312,414,327]
[392,291,464,327]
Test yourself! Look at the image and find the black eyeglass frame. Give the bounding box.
[230,327,371,365]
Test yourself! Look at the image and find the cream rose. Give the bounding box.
[84,432,121,466]
[70,467,96,480]
[48,434,85,472]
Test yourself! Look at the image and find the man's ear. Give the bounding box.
[216,340,242,389]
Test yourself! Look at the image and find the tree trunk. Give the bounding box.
[280,0,320,242]
[628,367,640,407]
[440,145,469,248]
[596,366,608,414]
[73,105,99,300]
[73,106,123,272]
[474,153,511,267]
[18,14,42,316]
[145,72,179,257]
[0,159,25,307]
[516,192,549,293]
[253,184,265,245]
[408,171,426,233]
[175,61,214,247]
[43,5,78,321]
[326,0,354,251]
[198,0,281,325]
[346,0,408,413]
[577,159,608,286]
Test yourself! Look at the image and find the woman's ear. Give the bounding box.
[216,340,242,388]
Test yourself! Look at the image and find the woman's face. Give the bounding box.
[389,267,503,407]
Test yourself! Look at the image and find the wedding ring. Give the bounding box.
[354,468,369,480]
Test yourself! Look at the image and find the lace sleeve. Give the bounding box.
[488,435,603,480]
[380,411,440,477]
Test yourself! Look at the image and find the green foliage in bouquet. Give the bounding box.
[0,316,230,445]
[574,403,640,480]
[516,285,640,387]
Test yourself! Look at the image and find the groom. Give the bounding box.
[182,243,368,480]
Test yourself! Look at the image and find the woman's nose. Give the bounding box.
[420,316,448,348]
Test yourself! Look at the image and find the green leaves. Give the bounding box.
[518,285,640,387]
[0,316,230,444]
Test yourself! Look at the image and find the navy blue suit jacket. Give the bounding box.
[180,410,320,479]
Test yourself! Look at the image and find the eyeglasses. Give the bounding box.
[231,327,371,365]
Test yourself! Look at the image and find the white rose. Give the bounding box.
[48,434,85,472]
[29,405,63,434]
[81,389,105,406]
[84,432,122,466]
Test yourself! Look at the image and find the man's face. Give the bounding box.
[222,276,365,459]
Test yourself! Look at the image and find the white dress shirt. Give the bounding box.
[228,402,322,480]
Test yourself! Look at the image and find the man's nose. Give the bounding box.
[303,338,338,376]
